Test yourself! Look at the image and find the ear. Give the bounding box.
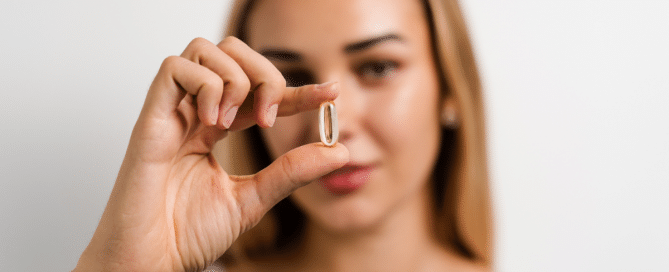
[440,96,459,128]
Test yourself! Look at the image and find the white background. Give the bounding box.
[1,1,667,271]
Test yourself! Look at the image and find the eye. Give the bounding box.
[357,60,399,83]
[282,69,315,87]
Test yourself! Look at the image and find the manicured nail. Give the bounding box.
[316,81,338,91]
[223,106,239,128]
[266,104,278,127]
[210,104,220,125]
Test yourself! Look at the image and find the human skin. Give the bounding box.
[73,37,349,271]
[74,0,486,270]
[252,0,442,233]
[240,0,485,271]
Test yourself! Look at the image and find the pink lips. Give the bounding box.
[319,164,375,195]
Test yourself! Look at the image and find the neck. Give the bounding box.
[297,182,448,272]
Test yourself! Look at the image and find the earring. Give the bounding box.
[440,105,459,129]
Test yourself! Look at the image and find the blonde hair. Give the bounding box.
[213,0,492,266]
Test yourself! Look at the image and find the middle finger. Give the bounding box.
[218,36,288,128]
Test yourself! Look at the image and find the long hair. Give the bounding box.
[213,0,492,266]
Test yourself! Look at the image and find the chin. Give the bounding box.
[292,189,388,234]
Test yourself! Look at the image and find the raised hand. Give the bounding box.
[74,37,348,272]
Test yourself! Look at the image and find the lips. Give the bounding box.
[319,164,375,195]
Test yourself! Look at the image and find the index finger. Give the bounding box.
[227,82,339,132]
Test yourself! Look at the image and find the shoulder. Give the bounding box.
[427,246,491,272]
[449,260,490,272]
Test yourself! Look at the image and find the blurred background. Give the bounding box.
[1,1,667,271]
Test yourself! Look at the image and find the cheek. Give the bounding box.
[366,68,441,183]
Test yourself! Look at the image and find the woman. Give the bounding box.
[74,0,491,271]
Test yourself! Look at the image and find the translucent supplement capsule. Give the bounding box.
[319,101,338,147]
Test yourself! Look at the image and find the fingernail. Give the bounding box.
[316,81,338,91]
[211,104,220,125]
[266,104,278,127]
[223,106,239,128]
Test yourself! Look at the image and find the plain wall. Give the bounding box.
[1,1,668,271]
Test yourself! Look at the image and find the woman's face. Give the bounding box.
[248,0,443,232]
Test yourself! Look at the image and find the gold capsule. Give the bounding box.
[319,101,338,147]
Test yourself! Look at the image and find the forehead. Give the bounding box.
[246,0,427,51]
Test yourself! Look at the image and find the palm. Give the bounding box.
[169,156,241,269]
[127,97,251,270]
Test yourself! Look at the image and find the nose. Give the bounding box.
[327,77,360,144]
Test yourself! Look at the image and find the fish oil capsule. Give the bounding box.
[319,101,338,147]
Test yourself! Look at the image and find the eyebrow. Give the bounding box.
[259,49,302,62]
[344,33,404,53]
[259,33,404,62]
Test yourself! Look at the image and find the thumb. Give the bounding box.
[232,143,349,227]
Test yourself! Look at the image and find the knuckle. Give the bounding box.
[221,36,243,49]
[264,76,286,93]
[189,37,209,47]
[280,154,298,186]
[223,76,251,103]
[160,55,181,71]
[205,75,224,92]
[185,37,210,61]
[230,75,252,94]
[274,75,287,89]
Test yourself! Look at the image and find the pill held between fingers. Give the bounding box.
[319,101,338,147]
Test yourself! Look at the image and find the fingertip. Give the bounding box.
[211,104,220,126]
[315,81,340,99]
[332,143,350,165]
[254,110,268,128]
[198,106,217,126]
[254,103,278,128]
[313,142,349,168]
[266,104,278,127]
[220,106,239,129]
